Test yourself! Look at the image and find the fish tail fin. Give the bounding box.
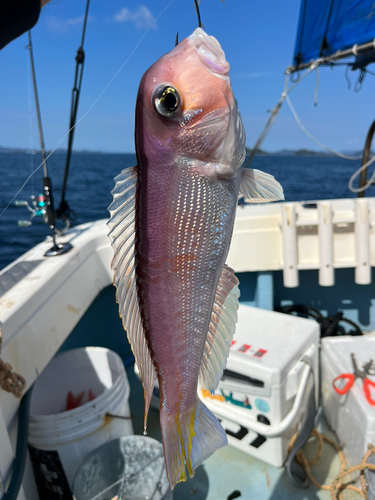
[160,397,227,490]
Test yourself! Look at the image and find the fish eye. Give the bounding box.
[153,85,181,117]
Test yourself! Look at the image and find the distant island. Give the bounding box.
[0,145,371,157]
[243,147,370,158]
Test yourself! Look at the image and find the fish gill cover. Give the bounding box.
[293,0,375,67]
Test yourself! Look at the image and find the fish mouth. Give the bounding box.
[188,28,230,78]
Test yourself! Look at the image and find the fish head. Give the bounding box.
[135,28,246,179]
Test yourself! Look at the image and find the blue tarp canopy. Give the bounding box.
[294,0,375,67]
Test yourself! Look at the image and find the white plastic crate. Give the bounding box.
[321,336,375,468]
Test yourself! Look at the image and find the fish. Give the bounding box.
[108,27,284,489]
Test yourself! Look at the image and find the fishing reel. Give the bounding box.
[13,193,47,227]
[13,193,71,236]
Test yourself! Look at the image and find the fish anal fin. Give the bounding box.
[107,165,156,430]
[199,264,240,392]
[239,168,284,203]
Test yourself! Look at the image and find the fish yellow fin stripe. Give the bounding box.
[176,411,196,478]
[199,264,240,392]
[239,168,284,203]
[107,166,156,432]
[161,398,227,490]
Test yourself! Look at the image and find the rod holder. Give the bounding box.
[281,203,299,288]
[318,202,334,286]
[355,199,371,285]
[44,242,73,257]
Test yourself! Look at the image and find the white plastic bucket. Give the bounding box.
[28,347,133,492]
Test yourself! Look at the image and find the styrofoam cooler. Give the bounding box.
[28,347,133,497]
[199,304,320,467]
[321,336,375,468]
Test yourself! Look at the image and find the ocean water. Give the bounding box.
[0,152,373,271]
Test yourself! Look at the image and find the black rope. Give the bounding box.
[56,0,90,221]
[275,304,363,337]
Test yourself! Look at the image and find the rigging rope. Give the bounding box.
[285,95,362,160]
[348,155,375,193]
[244,60,321,169]
[285,95,375,193]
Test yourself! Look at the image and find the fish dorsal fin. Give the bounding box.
[239,168,284,203]
[199,264,240,392]
[107,166,156,431]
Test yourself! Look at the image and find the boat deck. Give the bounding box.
[126,367,358,500]
[58,283,360,500]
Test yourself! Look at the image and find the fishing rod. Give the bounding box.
[26,31,72,257]
[56,0,91,222]
[15,0,90,254]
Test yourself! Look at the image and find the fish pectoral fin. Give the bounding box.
[161,398,227,490]
[199,264,240,392]
[219,97,246,178]
[107,165,156,432]
[239,168,284,203]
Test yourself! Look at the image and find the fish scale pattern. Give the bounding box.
[136,164,238,412]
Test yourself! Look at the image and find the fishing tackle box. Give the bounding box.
[200,304,319,467]
[321,336,375,469]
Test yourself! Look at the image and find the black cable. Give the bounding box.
[275,305,362,337]
[56,0,90,221]
[4,387,33,500]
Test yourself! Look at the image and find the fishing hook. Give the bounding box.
[194,0,202,28]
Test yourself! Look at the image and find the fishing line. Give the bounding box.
[0,0,175,219]
[27,47,35,196]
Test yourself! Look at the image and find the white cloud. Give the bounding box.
[111,6,157,30]
[46,15,93,33]
[67,15,86,26]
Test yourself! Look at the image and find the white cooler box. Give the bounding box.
[200,305,320,467]
[321,336,375,468]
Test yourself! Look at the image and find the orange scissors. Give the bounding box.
[333,353,375,406]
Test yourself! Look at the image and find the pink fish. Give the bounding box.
[108,28,283,489]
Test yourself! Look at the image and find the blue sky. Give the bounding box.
[0,0,374,153]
